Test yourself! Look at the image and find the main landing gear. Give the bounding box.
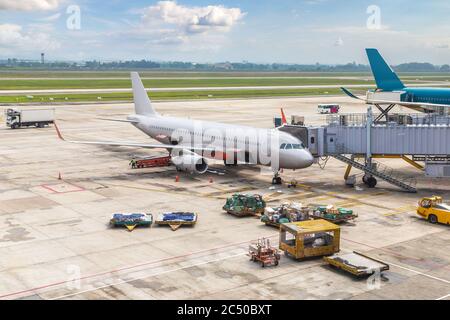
[362,174,377,188]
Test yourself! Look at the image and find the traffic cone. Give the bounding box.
[58,172,62,180]
[209,177,214,183]
[175,175,180,182]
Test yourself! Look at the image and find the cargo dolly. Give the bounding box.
[155,212,197,231]
[310,205,358,224]
[110,213,153,231]
[130,156,171,169]
[324,251,389,277]
[223,193,266,217]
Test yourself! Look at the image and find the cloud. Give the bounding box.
[334,37,344,47]
[435,44,449,49]
[0,23,60,53]
[38,12,61,22]
[141,1,245,34]
[0,0,61,11]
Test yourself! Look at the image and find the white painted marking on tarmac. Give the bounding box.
[48,251,247,300]
[436,293,450,300]
[380,260,450,285]
[381,259,450,300]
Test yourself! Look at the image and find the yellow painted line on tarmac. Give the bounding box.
[383,205,416,216]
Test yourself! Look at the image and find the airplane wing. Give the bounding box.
[54,123,215,152]
[96,118,140,123]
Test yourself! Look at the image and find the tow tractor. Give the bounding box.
[417,196,450,225]
[248,238,281,267]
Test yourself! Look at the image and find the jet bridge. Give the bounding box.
[286,108,450,192]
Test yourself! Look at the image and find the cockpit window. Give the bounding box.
[280,143,286,149]
[285,144,293,150]
[292,143,305,149]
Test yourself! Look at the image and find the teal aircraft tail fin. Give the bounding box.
[366,48,404,91]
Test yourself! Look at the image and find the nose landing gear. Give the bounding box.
[272,172,282,185]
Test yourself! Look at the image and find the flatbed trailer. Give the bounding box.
[155,212,197,231]
[110,213,153,231]
[311,214,357,224]
[130,156,171,169]
[324,251,389,277]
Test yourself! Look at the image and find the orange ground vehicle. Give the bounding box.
[248,238,281,267]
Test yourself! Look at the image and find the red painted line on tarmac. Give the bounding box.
[0,233,278,300]
[40,182,85,194]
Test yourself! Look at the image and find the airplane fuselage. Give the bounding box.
[129,114,314,170]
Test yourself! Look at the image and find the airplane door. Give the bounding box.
[326,133,337,154]
[308,128,318,156]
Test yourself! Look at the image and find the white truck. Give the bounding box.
[5,108,55,129]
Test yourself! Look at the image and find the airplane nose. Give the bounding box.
[300,150,314,168]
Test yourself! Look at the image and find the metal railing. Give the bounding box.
[332,143,417,192]
[327,113,450,127]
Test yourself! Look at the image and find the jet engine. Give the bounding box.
[171,153,208,174]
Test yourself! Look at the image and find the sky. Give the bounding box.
[1,0,450,64]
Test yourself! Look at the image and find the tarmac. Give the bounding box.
[0,96,449,300]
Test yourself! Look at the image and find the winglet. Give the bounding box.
[340,87,363,100]
[280,108,287,125]
[54,122,65,141]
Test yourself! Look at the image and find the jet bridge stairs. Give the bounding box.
[331,151,417,193]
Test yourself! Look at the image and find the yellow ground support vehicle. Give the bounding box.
[417,196,450,225]
[279,220,340,260]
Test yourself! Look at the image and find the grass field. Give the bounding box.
[0,78,376,90]
[0,70,375,78]
[0,70,448,104]
[2,70,450,79]
[0,87,362,104]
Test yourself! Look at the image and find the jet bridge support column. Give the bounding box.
[366,106,373,167]
[363,106,377,188]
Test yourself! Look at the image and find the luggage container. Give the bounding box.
[223,193,266,217]
[110,213,153,231]
[311,205,357,224]
[155,212,197,231]
[261,202,310,228]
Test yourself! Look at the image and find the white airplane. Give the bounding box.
[55,72,314,184]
